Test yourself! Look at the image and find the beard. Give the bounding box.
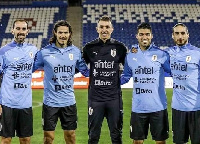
[175,39,188,46]
[56,39,68,48]
[15,33,26,43]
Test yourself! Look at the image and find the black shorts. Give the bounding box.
[0,105,33,138]
[42,103,77,131]
[130,109,169,141]
[172,108,200,144]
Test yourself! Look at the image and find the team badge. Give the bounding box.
[111,49,116,57]
[130,125,132,132]
[152,55,157,61]
[29,52,34,58]
[186,56,191,62]
[69,53,73,60]
[89,107,93,115]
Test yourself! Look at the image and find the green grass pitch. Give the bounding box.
[10,89,191,144]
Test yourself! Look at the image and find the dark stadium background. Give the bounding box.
[0,0,197,143]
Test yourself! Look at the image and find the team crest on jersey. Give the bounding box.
[89,107,93,115]
[69,53,73,60]
[111,49,116,57]
[29,52,34,58]
[152,55,157,61]
[186,56,191,62]
[130,125,132,132]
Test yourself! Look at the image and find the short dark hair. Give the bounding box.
[13,19,28,29]
[49,20,73,46]
[172,23,188,33]
[97,15,112,23]
[137,22,152,33]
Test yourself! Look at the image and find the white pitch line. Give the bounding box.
[32,101,43,108]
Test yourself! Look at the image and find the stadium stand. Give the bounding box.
[1,0,200,49]
[82,0,200,49]
[0,1,67,48]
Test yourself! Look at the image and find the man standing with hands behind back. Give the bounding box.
[166,23,200,144]
[0,19,38,144]
[83,15,127,144]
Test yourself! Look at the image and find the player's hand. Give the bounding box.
[131,47,138,53]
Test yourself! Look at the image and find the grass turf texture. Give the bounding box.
[10,89,191,144]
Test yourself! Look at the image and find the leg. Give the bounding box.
[0,106,15,140]
[172,109,189,144]
[106,99,123,144]
[19,137,31,144]
[1,137,12,144]
[150,109,169,142]
[64,130,75,144]
[60,104,77,144]
[44,131,54,144]
[88,101,105,144]
[130,112,149,144]
[42,104,59,144]
[188,110,200,144]
[133,140,144,144]
[16,108,33,140]
[155,141,166,144]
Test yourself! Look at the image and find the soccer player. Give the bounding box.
[165,23,200,144]
[121,22,170,144]
[0,19,38,144]
[83,15,127,144]
[33,20,89,144]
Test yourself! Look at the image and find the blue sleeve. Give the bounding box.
[162,52,171,76]
[0,54,4,75]
[120,56,132,85]
[0,51,4,104]
[76,51,89,77]
[33,50,44,72]
[0,55,2,104]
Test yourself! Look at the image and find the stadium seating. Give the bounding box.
[1,0,200,49]
[0,4,67,48]
[82,0,200,49]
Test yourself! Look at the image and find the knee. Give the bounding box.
[88,132,100,142]
[19,137,31,143]
[64,130,75,143]
[156,141,166,144]
[65,130,75,137]
[134,140,144,144]
[44,131,54,144]
[1,137,12,144]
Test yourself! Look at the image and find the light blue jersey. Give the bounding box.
[33,43,89,107]
[121,44,171,113]
[165,43,200,111]
[0,41,38,109]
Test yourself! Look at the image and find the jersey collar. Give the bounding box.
[134,43,155,52]
[98,38,112,44]
[9,40,27,48]
[51,43,74,51]
[173,43,191,52]
[178,43,191,49]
